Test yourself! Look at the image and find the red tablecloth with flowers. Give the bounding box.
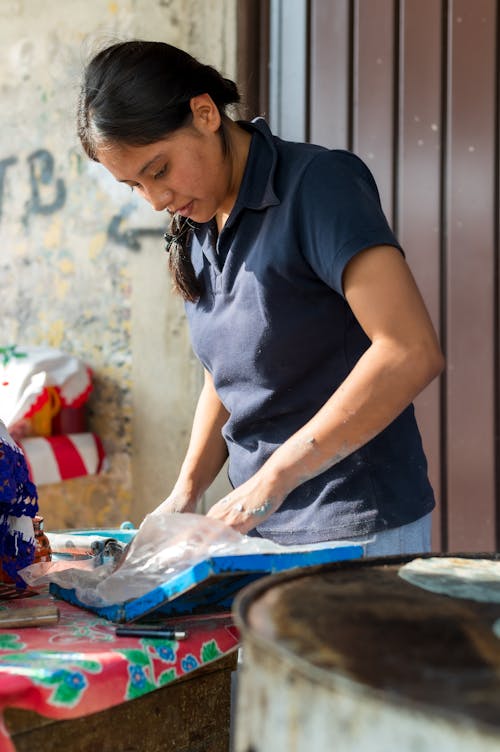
[0,592,239,752]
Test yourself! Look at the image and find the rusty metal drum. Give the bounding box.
[233,554,500,752]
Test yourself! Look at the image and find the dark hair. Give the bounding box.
[77,40,241,301]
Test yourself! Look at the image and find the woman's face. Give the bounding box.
[95,95,234,223]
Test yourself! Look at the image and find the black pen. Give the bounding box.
[115,626,188,640]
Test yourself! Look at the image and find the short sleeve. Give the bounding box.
[297,150,403,296]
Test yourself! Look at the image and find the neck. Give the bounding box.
[216,121,251,230]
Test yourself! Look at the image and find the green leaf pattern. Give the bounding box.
[158,668,177,686]
[201,639,222,663]
[0,345,28,367]
[0,624,228,708]
[117,636,225,701]
[0,650,101,708]
[0,634,25,651]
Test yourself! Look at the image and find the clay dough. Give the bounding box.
[398,557,500,604]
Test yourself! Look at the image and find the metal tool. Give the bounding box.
[115,625,188,640]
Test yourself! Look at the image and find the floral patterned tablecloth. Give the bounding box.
[0,591,240,752]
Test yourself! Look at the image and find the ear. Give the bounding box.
[190,93,221,133]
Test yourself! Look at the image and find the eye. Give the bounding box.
[153,165,167,180]
[129,182,146,194]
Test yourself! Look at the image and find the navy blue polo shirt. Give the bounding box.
[185,118,435,544]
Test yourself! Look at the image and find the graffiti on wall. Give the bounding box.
[0,149,163,249]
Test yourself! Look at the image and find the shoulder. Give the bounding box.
[272,139,381,207]
[246,119,378,200]
[298,149,380,196]
[282,148,384,229]
[249,119,371,172]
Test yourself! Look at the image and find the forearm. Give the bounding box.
[171,370,229,505]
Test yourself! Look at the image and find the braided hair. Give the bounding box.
[77,40,241,301]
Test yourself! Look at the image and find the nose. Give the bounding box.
[145,186,173,212]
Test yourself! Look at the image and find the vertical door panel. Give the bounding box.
[352,0,396,223]
[445,0,496,551]
[397,0,444,549]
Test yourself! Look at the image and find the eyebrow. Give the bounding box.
[117,153,163,183]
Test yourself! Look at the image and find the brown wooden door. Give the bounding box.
[239,0,499,552]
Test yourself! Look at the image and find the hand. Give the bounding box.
[156,492,198,515]
[206,473,285,534]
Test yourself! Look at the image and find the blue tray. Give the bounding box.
[48,524,137,544]
[50,542,362,623]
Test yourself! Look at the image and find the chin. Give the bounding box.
[191,209,216,224]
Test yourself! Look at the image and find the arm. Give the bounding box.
[158,368,229,513]
[207,245,444,533]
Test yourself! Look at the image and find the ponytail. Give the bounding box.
[164,214,202,303]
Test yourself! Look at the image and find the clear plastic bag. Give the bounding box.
[18,511,295,607]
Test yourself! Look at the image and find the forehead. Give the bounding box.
[96,130,196,180]
[95,140,165,179]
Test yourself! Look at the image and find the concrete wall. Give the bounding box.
[0,0,235,529]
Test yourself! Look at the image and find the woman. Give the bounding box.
[0,418,38,587]
[78,40,444,555]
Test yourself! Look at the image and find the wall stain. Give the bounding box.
[44,216,62,248]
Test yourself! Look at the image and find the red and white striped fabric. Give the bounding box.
[18,433,107,486]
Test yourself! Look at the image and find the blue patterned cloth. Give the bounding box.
[0,419,38,586]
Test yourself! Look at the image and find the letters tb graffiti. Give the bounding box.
[0,149,66,222]
[26,150,66,216]
[0,149,161,250]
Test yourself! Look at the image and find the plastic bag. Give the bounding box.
[18,510,294,607]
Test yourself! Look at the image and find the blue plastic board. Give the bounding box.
[48,527,137,544]
[50,543,363,623]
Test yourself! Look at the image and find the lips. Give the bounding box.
[176,200,193,218]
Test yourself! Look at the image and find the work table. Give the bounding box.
[0,591,239,752]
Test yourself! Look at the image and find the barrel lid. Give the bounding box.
[234,553,500,730]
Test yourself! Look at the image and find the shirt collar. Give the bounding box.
[234,117,280,212]
[191,117,280,250]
